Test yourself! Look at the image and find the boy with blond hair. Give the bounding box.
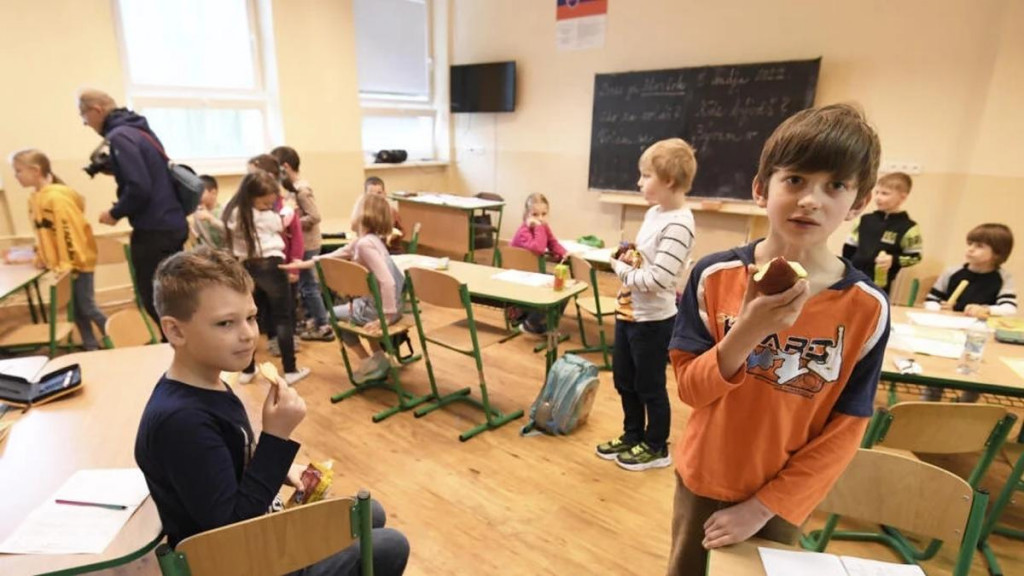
[595,138,696,471]
[134,247,409,575]
[666,104,888,575]
[842,171,922,294]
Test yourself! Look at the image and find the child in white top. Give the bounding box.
[596,138,697,472]
[223,171,309,384]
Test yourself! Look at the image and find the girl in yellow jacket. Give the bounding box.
[11,149,107,350]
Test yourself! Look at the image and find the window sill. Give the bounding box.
[364,161,449,171]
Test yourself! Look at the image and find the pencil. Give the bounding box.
[55,499,127,510]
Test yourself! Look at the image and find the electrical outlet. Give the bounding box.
[880,161,922,175]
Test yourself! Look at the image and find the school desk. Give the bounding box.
[883,306,1024,408]
[0,344,172,576]
[393,255,587,373]
[392,193,504,265]
[706,537,790,575]
[0,264,48,323]
[318,217,354,254]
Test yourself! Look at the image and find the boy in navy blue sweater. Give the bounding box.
[135,247,408,575]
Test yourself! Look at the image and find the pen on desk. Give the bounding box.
[55,499,127,510]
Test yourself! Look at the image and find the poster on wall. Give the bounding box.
[556,0,607,51]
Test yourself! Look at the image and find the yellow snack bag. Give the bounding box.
[287,461,334,507]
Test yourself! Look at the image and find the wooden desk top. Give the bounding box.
[392,193,504,211]
[0,265,45,301]
[394,255,587,307]
[0,345,173,576]
[884,306,1024,396]
[707,538,790,575]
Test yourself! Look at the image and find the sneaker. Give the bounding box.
[522,318,547,335]
[505,306,524,327]
[284,367,311,385]
[352,352,389,383]
[299,324,335,342]
[595,435,639,461]
[239,370,256,384]
[616,442,672,471]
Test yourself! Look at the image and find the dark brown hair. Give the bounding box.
[364,176,385,192]
[153,246,253,320]
[967,223,1014,266]
[270,146,300,171]
[248,154,281,180]
[756,103,881,206]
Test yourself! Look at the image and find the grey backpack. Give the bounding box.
[522,354,600,435]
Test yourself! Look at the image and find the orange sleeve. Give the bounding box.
[755,413,869,525]
[670,348,745,409]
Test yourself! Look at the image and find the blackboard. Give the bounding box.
[588,58,820,199]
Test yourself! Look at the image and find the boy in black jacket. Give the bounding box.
[842,172,923,293]
[135,247,408,575]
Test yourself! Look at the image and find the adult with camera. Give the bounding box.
[78,89,188,331]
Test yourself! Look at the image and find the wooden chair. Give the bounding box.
[156,492,375,576]
[406,266,524,441]
[471,192,503,265]
[500,246,545,273]
[317,258,427,423]
[978,442,1024,576]
[890,263,940,307]
[103,308,157,348]
[405,222,422,255]
[564,254,615,371]
[802,402,1016,565]
[811,449,987,576]
[96,236,160,343]
[0,271,75,356]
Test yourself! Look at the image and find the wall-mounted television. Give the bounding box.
[450,61,516,113]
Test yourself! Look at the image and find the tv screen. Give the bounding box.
[450,61,516,113]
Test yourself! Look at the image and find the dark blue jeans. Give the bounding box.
[286,500,409,576]
[613,316,675,452]
[298,249,329,327]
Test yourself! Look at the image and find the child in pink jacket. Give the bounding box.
[509,193,567,333]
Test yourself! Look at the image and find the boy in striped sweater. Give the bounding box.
[595,138,697,471]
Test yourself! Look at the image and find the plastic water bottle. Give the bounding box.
[957,322,990,375]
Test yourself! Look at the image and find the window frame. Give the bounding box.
[111,0,283,174]
[356,0,446,164]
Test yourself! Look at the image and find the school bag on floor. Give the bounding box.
[521,354,600,435]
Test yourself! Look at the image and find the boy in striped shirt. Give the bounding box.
[595,138,697,471]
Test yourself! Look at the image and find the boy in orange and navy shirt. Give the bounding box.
[665,104,889,575]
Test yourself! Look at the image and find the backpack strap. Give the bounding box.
[111,126,170,162]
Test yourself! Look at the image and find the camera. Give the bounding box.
[83,140,113,178]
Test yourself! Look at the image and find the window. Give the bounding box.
[354,0,442,162]
[114,0,280,169]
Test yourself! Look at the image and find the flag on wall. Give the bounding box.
[556,0,607,51]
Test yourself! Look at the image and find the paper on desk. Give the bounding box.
[905,312,979,330]
[840,555,926,575]
[758,547,847,576]
[888,324,965,359]
[491,269,553,288]
[1001,357,1024,380]
[0,469,149,554]
[414,193,496,209]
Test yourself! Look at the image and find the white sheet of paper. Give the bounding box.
[53,468,150,507]
[758,547,848,576]
[392,255,446,271]
[491,269,553,288]
[840,555,926,575]
[1001,357,1024,380]
[0,499,138,555]
[888,324,965,359]
[0,469,148,555]
[413,193,497,209]
[906,312,979,330]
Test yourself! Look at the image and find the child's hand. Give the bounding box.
[527,217,541,229]
[363,320,382,336]
[702,497,774,549]
[964,304,990,319]
[279,260,316,271]
[286,463,307,488]
[287,271,299,284]
[736,264,811,341]
[262,378,306,440]
[874,252,893,271]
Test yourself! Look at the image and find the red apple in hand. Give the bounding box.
[752,257,807,295]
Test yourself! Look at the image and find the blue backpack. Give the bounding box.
[522,354,600,435]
